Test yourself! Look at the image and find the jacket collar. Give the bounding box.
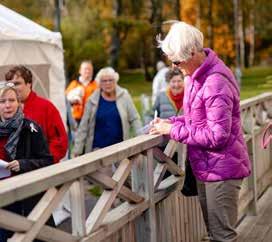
[191,48,217,81]
[190,48,239,94]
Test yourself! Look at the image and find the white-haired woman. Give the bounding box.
[150,22,251,242]
[73,67,142,156]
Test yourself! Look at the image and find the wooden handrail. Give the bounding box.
[240,92,272,109]
[0,134,163,207]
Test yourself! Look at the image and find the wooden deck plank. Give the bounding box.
[262,225,272,242]
[242,224,271,242]
[237,186,272,242]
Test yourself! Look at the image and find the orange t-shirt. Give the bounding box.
[65,80,98,121]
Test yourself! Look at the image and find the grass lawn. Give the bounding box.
[118,70,152,112]
[240,66,272,99]
[119,66,272,113]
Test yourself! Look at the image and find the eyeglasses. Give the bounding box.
[100,79,114,83]
[0,81,15,89]
[172,61,182,66]
[171,52,195,66]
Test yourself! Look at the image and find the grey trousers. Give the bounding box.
[197,179,243,242]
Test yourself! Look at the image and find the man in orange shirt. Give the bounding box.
[65,60,98,124]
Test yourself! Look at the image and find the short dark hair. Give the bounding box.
[165,68,183,82]
[5,65,33,84]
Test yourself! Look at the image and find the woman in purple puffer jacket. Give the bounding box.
[150,21,251,242]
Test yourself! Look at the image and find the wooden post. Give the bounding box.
[132,150,157,242]
[70,178,86,236]
[132,153,149,242]
[248,107,258,215]
[146,149,157,242]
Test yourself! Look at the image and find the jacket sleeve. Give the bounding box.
[18,126,53,173]
[170,77,234,149]
[169,115,185,123]
[73,98,93,155]
[46,104,68,163]
[125,92,142,135]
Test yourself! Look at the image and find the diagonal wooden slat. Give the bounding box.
[86,158,132,234]
[0,209,77,242]
[153,140,178,190]
[153,147,185,176]
[153,163,168,189]
[89,171,144,204]
[10,182,72,242]
[164,139,177,158]
[153,140,183,191]
[80,175,183,242]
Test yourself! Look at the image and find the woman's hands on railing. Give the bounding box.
[149,118,172,135]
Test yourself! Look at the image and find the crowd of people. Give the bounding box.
[0,21,252,242]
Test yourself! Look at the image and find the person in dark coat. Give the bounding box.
[0,83,54,242]
[5,65,68,163]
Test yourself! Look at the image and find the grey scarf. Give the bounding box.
[0,108,24,160]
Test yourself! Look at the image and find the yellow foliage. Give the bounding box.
[181,0,198,25]
[213,24,235,60]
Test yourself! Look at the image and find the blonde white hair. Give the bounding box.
[157,21,204,62]
[95,67,119,84]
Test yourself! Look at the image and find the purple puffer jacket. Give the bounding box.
[170,48,251,182]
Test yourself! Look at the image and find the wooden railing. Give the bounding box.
[238,92,272,217]
[0,92,272,242]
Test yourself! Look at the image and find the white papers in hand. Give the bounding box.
[0,159,11,178]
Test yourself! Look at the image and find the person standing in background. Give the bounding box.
[5,65,68,163]
[153,68,184,119]
[152,61,169,104]
[73,67,142,156]
[65,60,98,125]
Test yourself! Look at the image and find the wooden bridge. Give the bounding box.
[0,92,272,242]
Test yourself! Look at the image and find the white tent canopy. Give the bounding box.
[0,4,66,122]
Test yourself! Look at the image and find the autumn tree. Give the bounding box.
[1,0,272,79]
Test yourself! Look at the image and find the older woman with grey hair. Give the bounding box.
[73,67,142,156]
[150,21,251,242]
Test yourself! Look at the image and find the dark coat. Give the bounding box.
[14,118,53,174]
[0,119,54,242]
